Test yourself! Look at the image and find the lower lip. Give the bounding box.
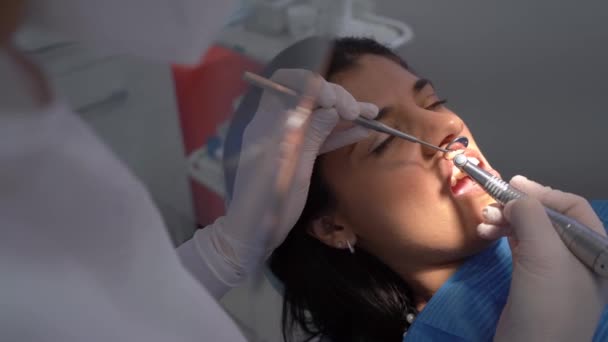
[450,167,502,197]
[451,177,486,197]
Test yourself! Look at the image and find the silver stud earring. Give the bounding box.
[406,312,416,324]
[337,241,344,248]
[346,240,355,254]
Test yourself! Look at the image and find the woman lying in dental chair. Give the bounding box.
[224,37,608,341]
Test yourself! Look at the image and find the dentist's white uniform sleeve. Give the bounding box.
[0,102,246,342]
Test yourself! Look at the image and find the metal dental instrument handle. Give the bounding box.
[352,117,450,153]
[243,71,451,154]
[453,154,608,277]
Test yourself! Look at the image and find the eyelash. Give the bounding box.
[372,99,448,155]
[426,99,448,110]
[372,135,395,155]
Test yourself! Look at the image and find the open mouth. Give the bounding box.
[446,148,498,196]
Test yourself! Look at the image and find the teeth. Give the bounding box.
[444,149,465,160]
[450,166,467,187]
[449,154,481,188]
[453,166,466,179]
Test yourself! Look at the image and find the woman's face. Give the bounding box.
[320,54,500,271]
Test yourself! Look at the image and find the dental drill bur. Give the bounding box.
[453,153,608,278]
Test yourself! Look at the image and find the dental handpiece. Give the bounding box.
[453,154,608,277]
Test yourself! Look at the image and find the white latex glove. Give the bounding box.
[488,175,608,341]
[178,69,378,297]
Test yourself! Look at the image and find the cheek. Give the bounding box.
[332,167,472,254]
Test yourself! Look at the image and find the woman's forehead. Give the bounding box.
[330,54,418,104]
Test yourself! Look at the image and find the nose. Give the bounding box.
[417,111,465,156]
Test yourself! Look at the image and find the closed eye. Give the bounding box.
[425,99,448,110]
[372,135,395,155]
[371,99,447,155]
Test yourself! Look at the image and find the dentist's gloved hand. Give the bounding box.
[487,176,608,341]
[178,69,378,297]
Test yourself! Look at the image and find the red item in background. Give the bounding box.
[172,45,262,226]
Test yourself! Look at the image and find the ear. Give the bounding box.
[308,215,357,251]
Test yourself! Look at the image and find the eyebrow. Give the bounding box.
[413,78,434,93]
[376,79,434,121]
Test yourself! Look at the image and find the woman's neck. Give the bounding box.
[400,260,466,312]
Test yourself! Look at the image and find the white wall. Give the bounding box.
[31,44,198,245]
[73,57,197,245]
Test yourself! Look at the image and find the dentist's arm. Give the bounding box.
[177,69,379,298]
[482,176,608,341]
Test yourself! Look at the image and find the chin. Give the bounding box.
[433,235,494,264]
[464,192,497,224]
[456,227,495,256]
[460,213,497,253]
